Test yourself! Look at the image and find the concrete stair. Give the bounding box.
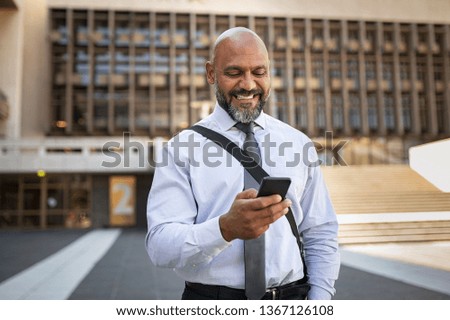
[338,220,450,244]
[321,165,450,244]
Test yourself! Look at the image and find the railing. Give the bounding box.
[0,136,162,173]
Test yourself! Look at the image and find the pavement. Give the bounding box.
[0,228,449,300]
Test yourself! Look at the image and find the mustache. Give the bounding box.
[229,88,263,96]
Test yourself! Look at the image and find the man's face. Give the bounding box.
[206,33,271,123]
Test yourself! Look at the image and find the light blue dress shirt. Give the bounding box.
[146,104,340,299]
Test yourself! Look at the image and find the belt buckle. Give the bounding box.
[266,287,279,300]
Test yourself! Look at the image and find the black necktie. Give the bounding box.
[235,122,266,300]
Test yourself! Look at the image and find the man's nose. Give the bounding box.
[239,73,257,91]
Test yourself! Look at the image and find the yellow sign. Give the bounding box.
[109,176,136,227]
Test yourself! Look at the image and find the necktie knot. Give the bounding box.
[235,122,255,135]
[235,121,261,165]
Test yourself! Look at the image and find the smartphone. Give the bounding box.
[257,177,291,199]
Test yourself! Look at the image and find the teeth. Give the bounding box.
[236,95,254,100]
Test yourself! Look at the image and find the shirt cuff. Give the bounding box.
[190,215,231,258]
[307,285,332,300]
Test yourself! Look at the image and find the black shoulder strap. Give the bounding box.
[189,125,307,273]
[189,125,267,184]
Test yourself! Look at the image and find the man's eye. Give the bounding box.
[254,69,267,76]
[226,71,241,77]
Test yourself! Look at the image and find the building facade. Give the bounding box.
[1,0,450,229]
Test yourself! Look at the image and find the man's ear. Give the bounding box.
[205,61,215,85]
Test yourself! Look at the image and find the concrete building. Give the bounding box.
[1,0,449,229]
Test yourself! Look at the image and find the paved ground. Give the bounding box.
[0,228,449,300]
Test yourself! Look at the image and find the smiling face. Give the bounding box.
[206,29,271,123]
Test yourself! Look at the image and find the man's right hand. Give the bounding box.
[219,188,292,242]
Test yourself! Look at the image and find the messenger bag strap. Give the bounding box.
[189,125,307,275]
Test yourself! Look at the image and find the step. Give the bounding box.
[340,227,450,238]
[337,212,450,244]
[339,220,450,231]
[339,233,450,244]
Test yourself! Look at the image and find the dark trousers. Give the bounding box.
[182,278,309,300]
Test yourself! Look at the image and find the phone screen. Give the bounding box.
[256,177,291,199]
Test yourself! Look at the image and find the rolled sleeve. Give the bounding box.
[308,285,332,300]
[183,216,231,267]
[299,148,341,299]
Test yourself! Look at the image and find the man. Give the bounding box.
[146,27,340,300]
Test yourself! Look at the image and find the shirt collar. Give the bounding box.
[211,102,267,131]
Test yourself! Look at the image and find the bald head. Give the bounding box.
[211,27,268,64]
[205,27,271,123]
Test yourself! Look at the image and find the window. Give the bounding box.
[155,14,170,48]
[154,89,170,135]
[255,18,269,46]
[434,28,445,56]
[175,14,189,49]
[365,25,376,52]
[93,89,108,131]
[382,60,394,91]
[0,175,92,229]
[399,30,410,54]
[347,23,359,52]
[417,25,428,55]
[195,15,210,49]
[401,94,412,132]
[274,18,287,50]
[215,16,229,40]
[274,91,288,122]
[133,13,150,48]
[347,56,359,89]
[365,58,377,91]
[292,53,305,77]
[433,60,443,81]
[418,94,428,133]
[331,94,344,131]
[349,94,361,131]
[273,53,286,78]
[384,94,395,131]
[436,94,446,133]
[400,61,409,81]
[329,57,341,79]
[115,12,131,47]
[329,25,341,52]
[416,60,426,81]
[367,93,378,131]
[294,92,307,130]
[311,21,324,52]
[311,55,324,89]
[416,59,426,92]
[272,52,287,89]
[314,93,326,130]
[292,19,305,50]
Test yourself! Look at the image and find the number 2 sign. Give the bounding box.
[109,176,136,226]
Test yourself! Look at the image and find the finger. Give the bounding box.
[249,193,283,210]
[236,188,258,200]
[272,198,292,214]
[258,200,292,224]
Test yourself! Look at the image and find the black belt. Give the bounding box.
[185,277,309,300]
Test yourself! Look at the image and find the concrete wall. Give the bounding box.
[47,0,450,24]
[0,0,49,139]
[410,139,450,192]
[20,0,49,137]
[0,3,23,138]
